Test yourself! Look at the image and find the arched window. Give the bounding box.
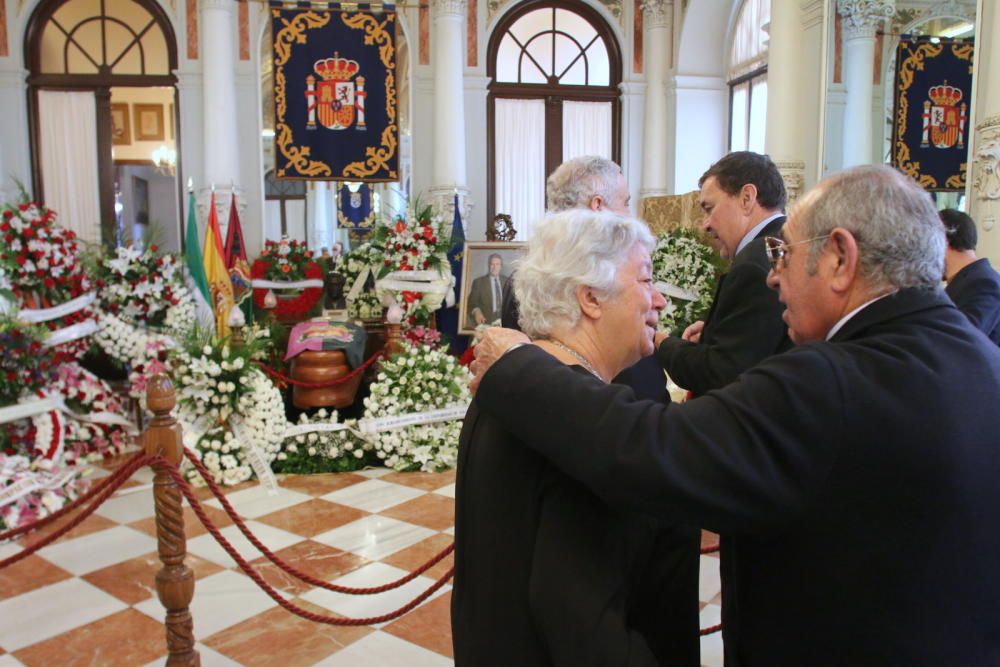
[488,0,621,238]
[25,0,178,247]
[728,0,769,153]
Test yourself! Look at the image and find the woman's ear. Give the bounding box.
[576,284,603,319]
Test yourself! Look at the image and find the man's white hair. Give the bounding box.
[546,156,622,212]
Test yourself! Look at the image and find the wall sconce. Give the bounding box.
[151,145,176,175]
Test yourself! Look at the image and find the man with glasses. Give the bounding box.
[469,164,1000,664]
[654,151,791,397]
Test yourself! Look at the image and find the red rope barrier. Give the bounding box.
[700,544,720,555]
[700,623,722,636]
[257,349,385,388]
[0,451,146,543]
[158,458,453,626]
[0,454,155,569]
[183,448,454,594]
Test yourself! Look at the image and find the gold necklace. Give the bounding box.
[547,339,604,382]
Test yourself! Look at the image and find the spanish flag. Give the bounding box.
[203,192,234,338]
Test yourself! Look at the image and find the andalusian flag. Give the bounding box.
[203,192,234,338]
[183,189,214,328]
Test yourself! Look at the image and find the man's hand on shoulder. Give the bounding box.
[470,327,531,393]
[681,320,705,343]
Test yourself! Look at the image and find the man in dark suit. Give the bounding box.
[501,155,670,403]
[466,253,508,328]
[656,152,791,396]
[942,208,1000,343]
[470,165,1000,665]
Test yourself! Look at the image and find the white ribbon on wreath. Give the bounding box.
[0,467,76,509]
[280,403,470,440]
[250,278,324,290]
[42,320,100,348]
[18,292,96,323]
[375,269,456,308]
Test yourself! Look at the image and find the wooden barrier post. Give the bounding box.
[144,374,200,666]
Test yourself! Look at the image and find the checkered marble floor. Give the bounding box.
[0,462,724,666]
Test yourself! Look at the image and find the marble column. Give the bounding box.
[640,0,672,199]
[200,0,241,195]
[765,0,805,202]
[969,0,1000,259]
[838,0,894,167]
[428,0,469,222]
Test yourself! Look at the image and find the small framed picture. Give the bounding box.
[110,103,130,145]
[133,103,164,141]
[458,241,527,335]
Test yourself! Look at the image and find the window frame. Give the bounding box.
[727,64,767,153]
[486,0,622,223]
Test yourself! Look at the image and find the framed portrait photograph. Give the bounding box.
[111,103,131,145]
[458,241,527,335]
[133,103,164,141]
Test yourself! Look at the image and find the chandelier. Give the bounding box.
[151,144,176,175]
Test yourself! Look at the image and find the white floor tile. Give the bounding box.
[135,570,278,640]
[698,554,722,602]
[0,578,126,652]
[313,515,435,560]
[699,603,724,667]
[37,526,156,575]
[301,562,447,628]
[0,655,25,666]
[432,482,456,498]
[186,520,304,569]
[0,542,22,559]
[314,630,452,666]
[442,526,455,536]
[355,467,394,479]
[205,484,312,519]
[320,479,425,513]
[94,486,156,522]
[81,465,111,480]
[141,643,242,667]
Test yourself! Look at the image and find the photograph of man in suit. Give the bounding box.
[466,253,508,328]
[655,151,792,397]
[470,165,1000,664]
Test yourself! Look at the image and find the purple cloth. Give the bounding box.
[284,319,366,368]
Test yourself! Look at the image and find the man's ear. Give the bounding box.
[827,227,859,293]
[576,284,603,319]
[589,195,604,212]
[740,184,759,214]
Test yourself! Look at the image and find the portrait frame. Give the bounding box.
[133,103,164,141]
[110,103,130,145]
[458,241,526,335]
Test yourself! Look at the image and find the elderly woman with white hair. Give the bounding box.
[451,209,701,666]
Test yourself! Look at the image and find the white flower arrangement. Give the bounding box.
[0,453,89,531]
[173,326,288,486]
[651,229,723,334]
[274,408,370,474]
[363,343,471,472]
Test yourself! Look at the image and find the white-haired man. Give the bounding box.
[470,165,1000,664]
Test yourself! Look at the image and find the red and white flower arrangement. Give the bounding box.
[0,202,94,361]
[251,238,324,321]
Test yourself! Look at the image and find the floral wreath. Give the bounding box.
[0,202,94,362]
[651,229,724,334]
[363,343,471,472]
[251,238,323,321]
[335,242,384,319]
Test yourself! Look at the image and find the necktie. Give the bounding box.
[492,277,501,313]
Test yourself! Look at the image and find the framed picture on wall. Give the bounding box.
[110,103,130,145]
[133,103,164,141]
[133,176,149,225]
[458,241,527,335]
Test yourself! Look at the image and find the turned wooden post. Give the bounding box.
[384,320,403,356]
[144,374,200,666]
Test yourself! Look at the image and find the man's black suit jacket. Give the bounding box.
[946,257,1000,344]
[657,216,790,395]
[477,287,1000,665]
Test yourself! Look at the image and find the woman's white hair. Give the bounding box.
[514,209,655,337]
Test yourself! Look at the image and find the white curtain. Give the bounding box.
[38,90,101,245]
[562,100,612,161]
[495,98,546,240]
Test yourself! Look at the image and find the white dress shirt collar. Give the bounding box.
[825,291,897,341]
[735,212,785,257]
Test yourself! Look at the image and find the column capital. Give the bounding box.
[432,0,466,18]
[641,0,673,30]
[200,0,234,13]
[773,160,806,203]
[973,116,1000,202]
[838,0,893,41]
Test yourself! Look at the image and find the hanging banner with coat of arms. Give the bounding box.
[338,183,376,232]
[891,36,974,192]
[271,2,398,182]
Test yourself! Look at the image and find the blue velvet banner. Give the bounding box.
[271,4,398,182]
[337,183,376,231]
[891,37,974,192]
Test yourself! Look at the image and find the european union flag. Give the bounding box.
[437,194,467,354]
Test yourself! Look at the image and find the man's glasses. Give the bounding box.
[763,234,831,270]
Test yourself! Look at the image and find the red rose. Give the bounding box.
[2,210,11,219]
[14,256,25,265]
[423,227,434,239]
[0,223,8,231]
[402,290,420,304]
[395,221,406,234]
[44,278,55,289]
[150,244,158,252]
